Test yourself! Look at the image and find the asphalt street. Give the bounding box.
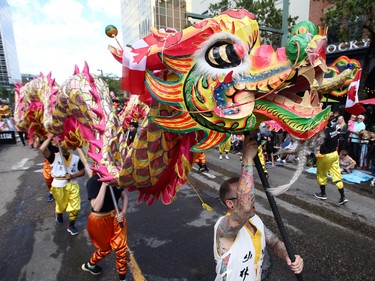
[0,141,375,281]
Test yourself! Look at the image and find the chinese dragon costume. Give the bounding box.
[15,9,360,204]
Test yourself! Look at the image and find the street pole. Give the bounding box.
[281,0,289,46]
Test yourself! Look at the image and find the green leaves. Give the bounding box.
[208,0,298,48]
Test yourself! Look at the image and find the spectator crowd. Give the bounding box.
[215,110,375,179]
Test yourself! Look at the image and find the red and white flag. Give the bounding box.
[122,39,149,95]
[345,69,365,115]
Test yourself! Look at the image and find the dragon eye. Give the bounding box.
[205,41,244,69]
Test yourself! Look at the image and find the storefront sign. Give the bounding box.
[0,131,16,144]
[326,38,370,54]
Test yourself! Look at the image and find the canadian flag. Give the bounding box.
[122,39,149,95]
[345,69,365,115]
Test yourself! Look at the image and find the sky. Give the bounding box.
[8,0,123,84]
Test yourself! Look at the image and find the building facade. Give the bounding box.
[0,0,21,89]
[309,1,374,96]
[121,0,187,46]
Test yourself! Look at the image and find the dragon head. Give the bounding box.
[112,9,358,152]
[13,73,60,144]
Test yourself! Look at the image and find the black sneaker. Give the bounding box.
[55,214,63,224]
[81,263,102,275]
[47,193,54,202]
[338,197,348,205]
[119,273,127,281]
[314,192,327,200]
[67,224,79,236]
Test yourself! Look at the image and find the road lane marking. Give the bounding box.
[191,166,216,179]
[128,246,147,281]
[11,158,30,170]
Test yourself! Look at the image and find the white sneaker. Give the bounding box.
[282,159,286,164]
[219,155,223,160]
[276,157,281,162]
[225,154,229,160]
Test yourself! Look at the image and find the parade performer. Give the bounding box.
[314,123,348,205]
[82,174,128,281]
[18,130,28,146]
[214,134,303,280]
[218,136,232,160]
[39,136,85,235]
[126,121,138,148]
[42,141,59,202]
[195,152,209,173]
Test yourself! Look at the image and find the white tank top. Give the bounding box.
[214,214,266,281]
[51,153,80,187]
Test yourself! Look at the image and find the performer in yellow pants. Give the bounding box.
[218,136,232,159]
[314,124,348,205]
[316,151,344,189]
[258,145,269,178]
[51,182,81,222]
[40,136,85,235]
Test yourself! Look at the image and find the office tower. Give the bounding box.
[0,0,21,92]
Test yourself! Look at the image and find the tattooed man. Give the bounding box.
[213,134,303,281]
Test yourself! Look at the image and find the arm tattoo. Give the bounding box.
[264,226,288,261]
[232,164,255,223]
[238,164,255,198]
[217,164,255,240]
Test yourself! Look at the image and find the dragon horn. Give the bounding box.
[74,65,80,75]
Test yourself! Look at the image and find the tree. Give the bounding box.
[0,85,12,106]
[0,86,8,101]
[315,0,375,98]
[209,0,298,48]
[98,73,127,101]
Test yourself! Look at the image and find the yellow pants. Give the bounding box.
[258,145,268,174]
[316,151,344,189]
[218,137,232,153]
[51,182,81,221]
